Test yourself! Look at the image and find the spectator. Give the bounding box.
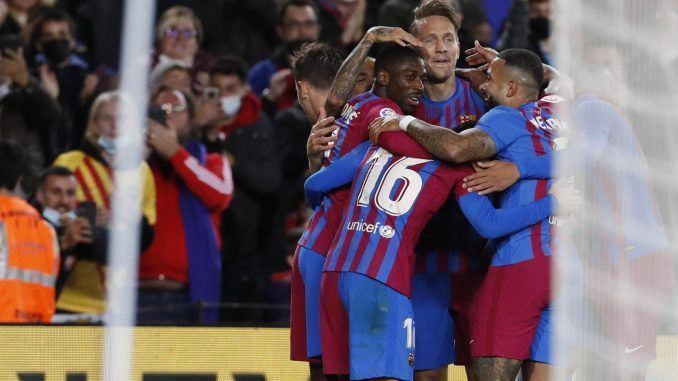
[0,140,60,323]
[0,0,47,36]
[0,41,60,194]
[149,62,193,95]
[34,166,102,297]
[52,90,156,316]
[142,86,233,324]
[152,5,213,91]
[29,8,98,157]
[317,0,367,50]
[198,56,283,323]
[247,0,321,117]
[497,0,553,64]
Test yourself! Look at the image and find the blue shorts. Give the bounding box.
[530,305,551,363]
[321,272,415,380]
[411,273,454,370]
[290,246,325,361]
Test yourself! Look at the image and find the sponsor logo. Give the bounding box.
[379,107,397,117]
[346,220,395,239]
[548,215,563,227]
[379,224,395,239]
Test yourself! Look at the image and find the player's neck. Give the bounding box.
[424,75,457,102]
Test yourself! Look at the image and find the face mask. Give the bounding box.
[42,207,76,227]
[42,39,72,66]
[98,136,116,155]
[158,54,193,68]
[0,80,11,100]
[529,17,551,40]
[220,95,242,117]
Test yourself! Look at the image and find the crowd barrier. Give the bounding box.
[1,326,676,380]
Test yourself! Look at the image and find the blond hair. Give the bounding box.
[155,6,204,45]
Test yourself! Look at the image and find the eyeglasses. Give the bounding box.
[163,28,198,40]
[282,21,319,30]
[160,103,187,114]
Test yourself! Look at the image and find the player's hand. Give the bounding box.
[465,40,498,68]
[307,107,338,172]
[463,160,520,195]
[364,26,421,47]
[368,115,401,143]
[548,179,582,214]
[60,217,93,250]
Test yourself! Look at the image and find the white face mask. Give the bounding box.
[158,54,193,68]
[220,94,242,117]
[42,207,76,227]
[0,80,11,101]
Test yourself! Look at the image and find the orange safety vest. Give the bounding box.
[0,195,60,323]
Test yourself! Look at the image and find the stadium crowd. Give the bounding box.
[1,0,674,380]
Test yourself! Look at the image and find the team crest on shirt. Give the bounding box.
[408,353,415,367]
[379,107,397,118]
[459,114,477,124]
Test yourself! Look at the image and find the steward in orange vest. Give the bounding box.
[0,141,60,323]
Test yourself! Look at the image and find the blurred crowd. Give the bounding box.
[0,0,554,325]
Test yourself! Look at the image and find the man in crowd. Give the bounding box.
[34,166,101,297]
[248,0,321,116]
[0,141,60,323]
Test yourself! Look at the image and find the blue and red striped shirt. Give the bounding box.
[414,78,487,273]
[298,92,402,256]
[476,98,563,266]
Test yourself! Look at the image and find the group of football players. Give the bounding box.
[288,1,565,380]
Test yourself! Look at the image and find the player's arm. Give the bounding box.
[324,26,421,117]
[304,141,370,209]
[377,131,434,159]
[369,116,497,164]
[457,190,555,239]
[463,153,554,195]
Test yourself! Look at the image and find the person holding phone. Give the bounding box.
[0,34,60,194]
[142,85,233,324]
[52,91,157,317]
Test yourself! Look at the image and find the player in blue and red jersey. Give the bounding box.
[290,40,426,377]
[369,49,564,380]
[305,128,561,381]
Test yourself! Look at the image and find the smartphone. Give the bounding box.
[202,86,219,101]
[76,201,97,229]
[148,107,167,126]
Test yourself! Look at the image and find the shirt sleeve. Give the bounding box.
[305,141,370,209]
[169,148,234,211]
[378,131,435,159]
[457,192,555,239]
[475,107,523,153]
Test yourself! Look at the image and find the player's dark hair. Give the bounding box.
[497,48,544,91]
[209,55,249,83]
[37,166,75,192]
[278,0,319,25]
[291,42,344,90]
[374,43,423,76]
[0,141,27,190]
[410,0,461,34]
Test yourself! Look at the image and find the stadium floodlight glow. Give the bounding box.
[104,0,156,380]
